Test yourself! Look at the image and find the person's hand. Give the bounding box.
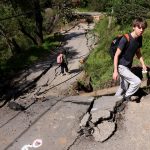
[113,71,119,81]
[142,64,147,71]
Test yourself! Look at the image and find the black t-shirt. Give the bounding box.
[118,33,142,68]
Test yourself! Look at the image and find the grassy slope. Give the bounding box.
[85,17,150,90]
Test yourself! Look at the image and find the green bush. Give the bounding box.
[113,3,149,25]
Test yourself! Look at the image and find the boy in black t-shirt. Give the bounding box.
[113,18,147,101]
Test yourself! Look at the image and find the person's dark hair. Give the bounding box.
[59,50,63,55]
[132,17,147,29]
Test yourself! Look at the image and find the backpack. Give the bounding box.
[57,54,63,64]
[109,34,130,60]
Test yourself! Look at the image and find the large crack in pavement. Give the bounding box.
[65,96,126,150]
[78,96,128,142]
[62,87,150,149]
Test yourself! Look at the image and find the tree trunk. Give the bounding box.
[18,21,38,45]
[108,7,114,29]
[11,38,21,54]
[33,0,43,46]
[47,14,59,34]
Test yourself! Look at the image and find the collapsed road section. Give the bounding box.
[79,96,126,142]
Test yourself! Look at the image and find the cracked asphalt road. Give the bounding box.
[0,96,93,150]
[0,22,97,150]
[1,21,150,150]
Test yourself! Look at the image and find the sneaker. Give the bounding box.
[130,96,140,101]
[61,73,66,76]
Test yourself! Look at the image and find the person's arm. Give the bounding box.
[113,36,127,80]
[136,48,147,71]
[113,48,122,81]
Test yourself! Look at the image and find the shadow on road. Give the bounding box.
[69,68,81,74]
[64,32,85,41]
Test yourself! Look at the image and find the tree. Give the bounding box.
[105,0,150,25]
[10,0,43,46]
[0,0,75,51]
[43,0,74,34]
[0,1,22,55]
[113,1,150,24]
[82,0,150,25]
[33,0,43,45]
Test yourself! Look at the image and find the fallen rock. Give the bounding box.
[91,110,111,123]
[93,121,116,142]
[80,112,90,127]
[92,96,122,112]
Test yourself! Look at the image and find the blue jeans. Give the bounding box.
[115,65,141,98]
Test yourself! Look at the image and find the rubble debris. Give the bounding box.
[8,101,26,111]
[93,121,116,142]
[79,96,125,142]
[80,113,90,127]
[92,96,123,112]
[91,110,111,123]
